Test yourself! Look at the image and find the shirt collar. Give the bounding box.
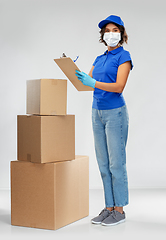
[104,46,123,55]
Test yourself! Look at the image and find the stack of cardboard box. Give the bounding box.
[11,78,89,230]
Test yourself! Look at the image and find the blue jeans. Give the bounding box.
[92,105,129,207]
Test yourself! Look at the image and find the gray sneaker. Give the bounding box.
[91,208,111,224]
[101,210,126,226]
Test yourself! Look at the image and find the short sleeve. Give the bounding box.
[119,51,133,70]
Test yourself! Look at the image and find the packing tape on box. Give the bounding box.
[52,79,57,85]
[27,154,31,161]
[51,111,57,115]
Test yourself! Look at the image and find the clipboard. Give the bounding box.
[54,57,94,91]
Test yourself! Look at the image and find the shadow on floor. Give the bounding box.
[0,210,11,225]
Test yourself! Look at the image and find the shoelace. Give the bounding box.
[110,210,123,220]
[99,208,109,216]
[110,210,117,219]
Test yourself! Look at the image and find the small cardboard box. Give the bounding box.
[11,155,89,230]
[26,79,67,115]
[17,115,75,163]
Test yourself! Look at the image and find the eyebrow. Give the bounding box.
[105,27,119,32]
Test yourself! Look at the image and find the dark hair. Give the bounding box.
[99,23,128,46]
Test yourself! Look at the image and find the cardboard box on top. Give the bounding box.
[54,57,94,91]
[26,79,67,115]
[17,115,75,163]
[11,155,89,230]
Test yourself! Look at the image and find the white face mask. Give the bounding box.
[103,32,121,47]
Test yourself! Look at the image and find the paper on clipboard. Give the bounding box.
[54,57,94,91]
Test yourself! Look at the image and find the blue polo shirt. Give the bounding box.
[92,46,133,110]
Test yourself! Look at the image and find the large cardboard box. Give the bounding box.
[17,115,75,163]
[11,155,89,230]
[26,79,67,115]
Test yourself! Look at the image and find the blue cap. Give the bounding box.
[98,15,124,29]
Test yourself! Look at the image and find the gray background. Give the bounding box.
[0,0,166,189]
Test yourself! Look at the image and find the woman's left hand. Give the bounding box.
[75,70,96,88]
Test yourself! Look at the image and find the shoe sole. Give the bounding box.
[101,219,125,226]
[91,220,102,224]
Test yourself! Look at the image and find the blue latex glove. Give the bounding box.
[75,70,96,88]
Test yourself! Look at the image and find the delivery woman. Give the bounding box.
[75,15,133,226]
